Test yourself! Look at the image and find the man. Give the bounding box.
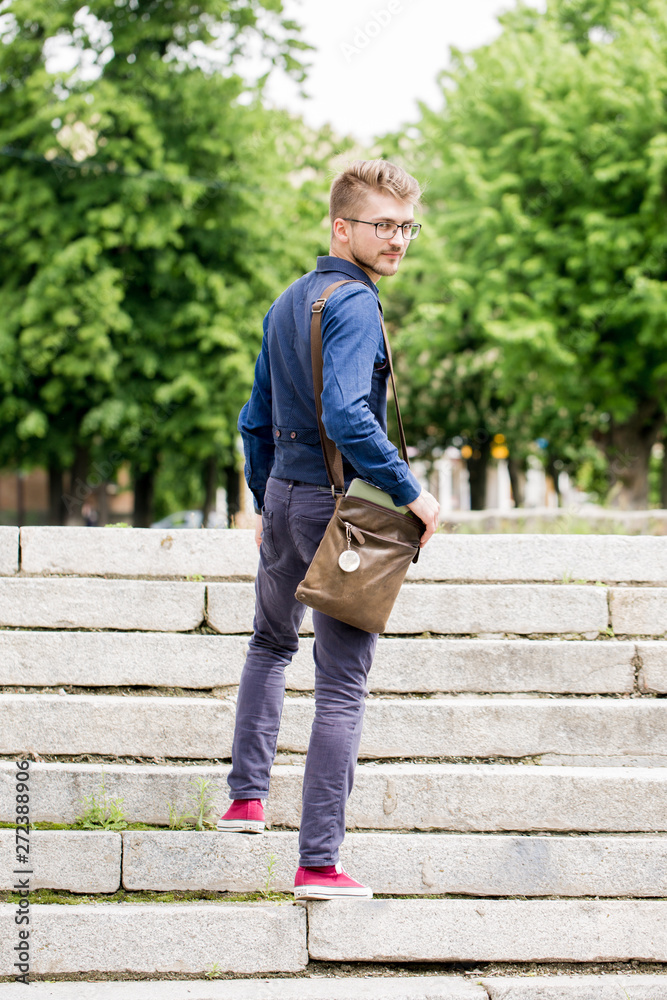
[218,159,439,900]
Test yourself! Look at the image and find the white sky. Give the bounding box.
[41,0,546,143]
[262,0,545,142]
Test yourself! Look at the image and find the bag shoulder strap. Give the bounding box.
[310,279,411,494]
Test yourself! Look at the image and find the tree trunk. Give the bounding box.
[201,456,218,528]
[96,481,110,526]
[225,464,240,526]
[48,466,65,525]
[132,465,155,527]
[662,436,667,510]
[467,438,491,510]
[603,412,664,510]
[64,446,90,526]
[507,457,525,508]
[16,473,25,527]
[546,454,561,506]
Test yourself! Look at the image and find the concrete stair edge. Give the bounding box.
[0,903,308,976]
[3,761,667,831]
[0,632,646,694]
[4,828,666,898]
[17,525,667,584]
[2,694,667,761]
[0,976,665,999]
[3,900,667,972]
[0,976,485,1000]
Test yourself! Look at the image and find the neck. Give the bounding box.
[329,246,381,285]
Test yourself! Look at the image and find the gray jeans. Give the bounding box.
[227,476,378,866]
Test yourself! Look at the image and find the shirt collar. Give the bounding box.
[315,256,380,296]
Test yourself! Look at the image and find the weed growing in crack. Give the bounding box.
[166,776,218,830]
[260,852,283,901]
[75,772,127,830]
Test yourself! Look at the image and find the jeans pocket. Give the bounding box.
[292,511,333,564]
[260,507,278,561]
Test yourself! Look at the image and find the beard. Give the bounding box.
[349,244,404,277]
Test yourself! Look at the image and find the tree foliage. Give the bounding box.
[383,0,667,508]
[0,0,333,523]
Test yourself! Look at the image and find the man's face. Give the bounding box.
[333,190,416,282]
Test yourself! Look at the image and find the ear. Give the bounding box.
[332,217,350,243]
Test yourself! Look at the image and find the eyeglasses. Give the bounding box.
[343,218,422,241]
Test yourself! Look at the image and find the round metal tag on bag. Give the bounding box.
[338,549,361,573]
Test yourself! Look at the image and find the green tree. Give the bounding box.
[0,0,321,525]
[383,0,667,509]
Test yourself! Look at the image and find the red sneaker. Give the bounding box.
[293,863,372,900]
[216,798,264,834]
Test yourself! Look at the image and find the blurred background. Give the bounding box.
[2,0,667,531]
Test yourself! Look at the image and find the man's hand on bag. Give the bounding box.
[407,488,440,547]
[255,514,263,551]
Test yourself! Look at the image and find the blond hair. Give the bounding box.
[329,159,421,225]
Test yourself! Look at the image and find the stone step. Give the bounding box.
[409,534,667,586]
[5,578,662,638]
[5,761,667,832]
[638,641,667,692]
[20,525,258,580]
[0,579,205,631]
[19,525,667,584]
[481,979,667,999]
[0,831,120,892]
[2,899,666,973]
[207,582,609,635]
[2,694,666,762]
[0,527,17,575]
[611,588,667,637]
[0,979,665,1000]
[0,631,253,690]
[0,977,484,999]
[0,631,642,694]
[6,828,666,897]
[120,830,667,897]
[0,578,611,635]
[0,903,307,976]
[307,899,667,962]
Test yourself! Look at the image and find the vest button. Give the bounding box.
[275,429,281,438]
[290,431,297,439]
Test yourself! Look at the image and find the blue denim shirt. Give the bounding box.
[238,256,422,513]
